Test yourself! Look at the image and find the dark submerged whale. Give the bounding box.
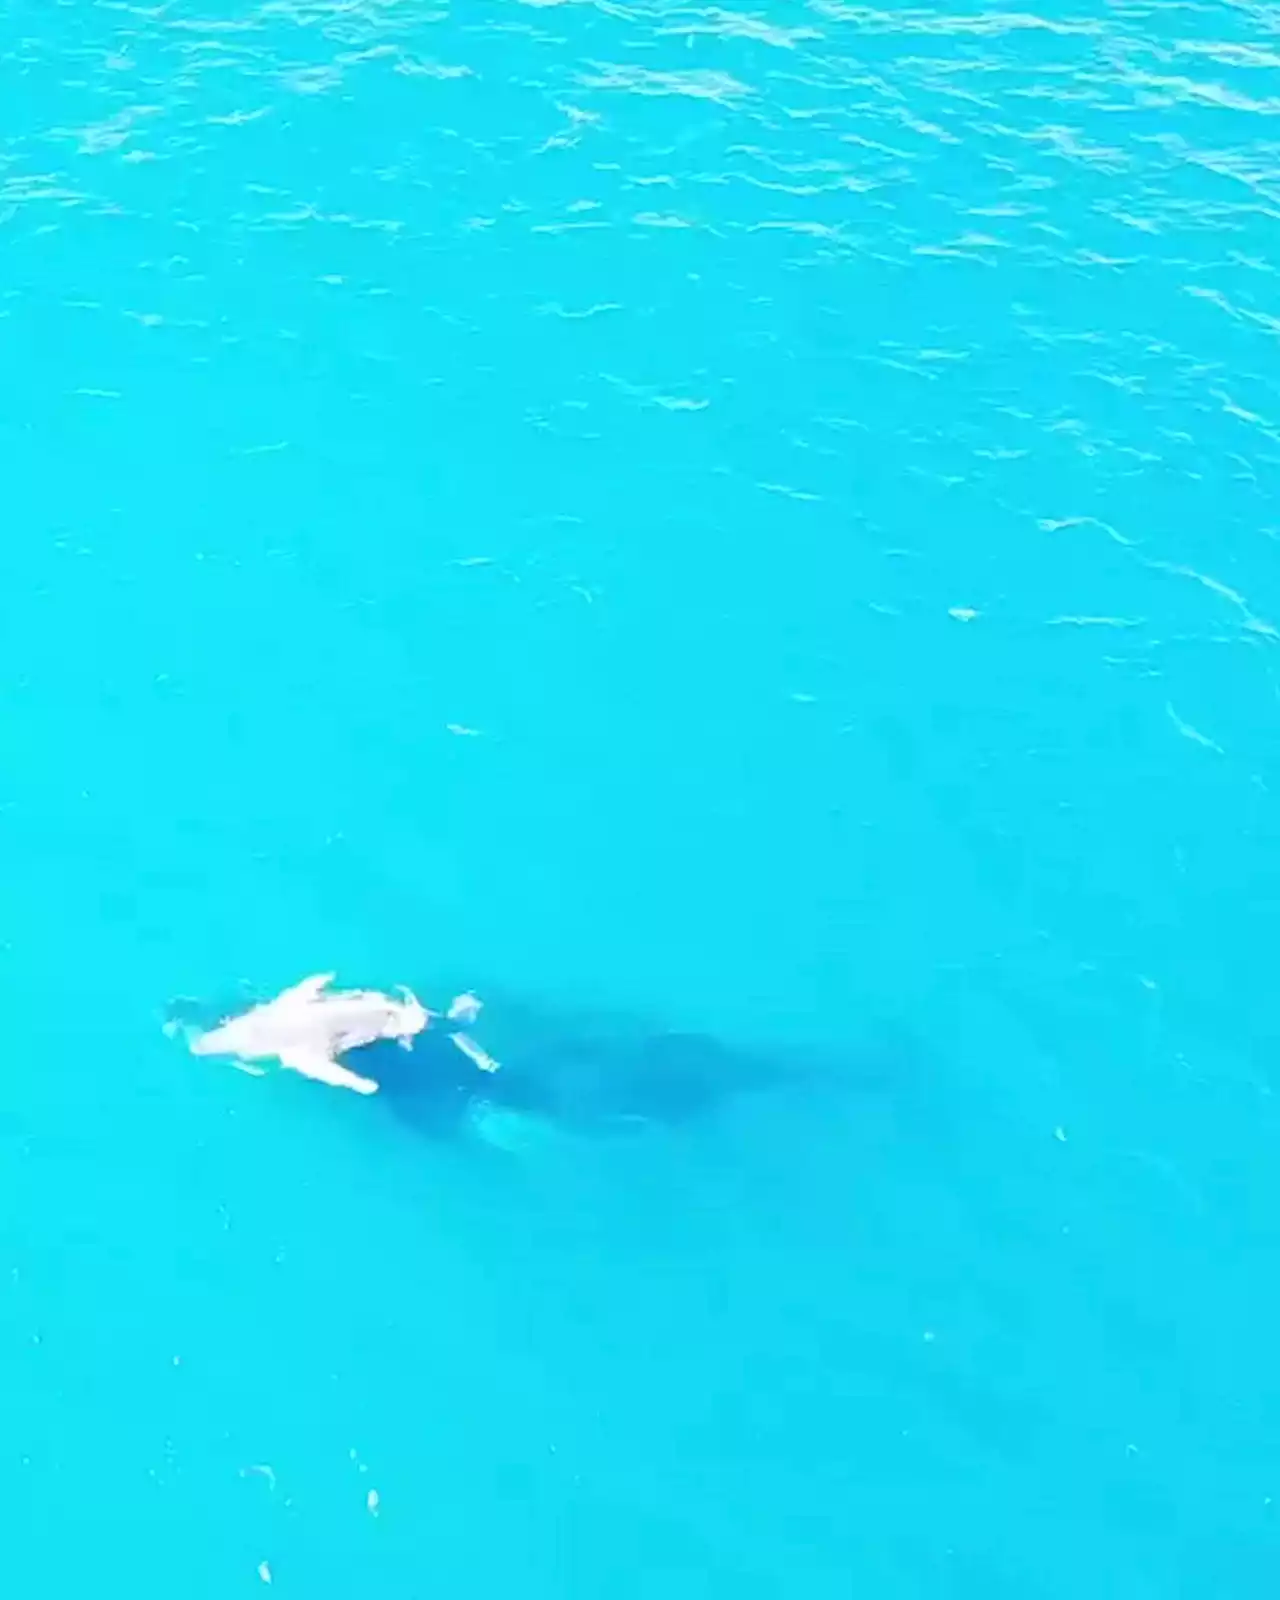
[352,990,796,1146]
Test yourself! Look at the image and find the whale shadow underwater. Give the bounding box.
[348,989,911,1151]
[355,1009,770,1145]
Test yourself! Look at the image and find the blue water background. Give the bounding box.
[2,0,1279,1593]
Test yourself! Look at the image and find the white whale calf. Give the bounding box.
[186,972,451,1095]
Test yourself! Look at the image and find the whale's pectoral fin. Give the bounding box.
[450,1032,500,1073]
[277,972,337,1006]
[278,1048,379,1095]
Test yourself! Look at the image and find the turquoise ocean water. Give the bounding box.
[3,0,1279,1592]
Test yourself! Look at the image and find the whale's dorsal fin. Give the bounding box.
[276,972,336,1006]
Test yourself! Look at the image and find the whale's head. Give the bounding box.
[320,987,430,1054]
[394,988,429,1037]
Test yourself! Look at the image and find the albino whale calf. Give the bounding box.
[183,972,498,1095]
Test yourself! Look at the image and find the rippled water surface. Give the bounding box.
[2,0,1279,1595]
